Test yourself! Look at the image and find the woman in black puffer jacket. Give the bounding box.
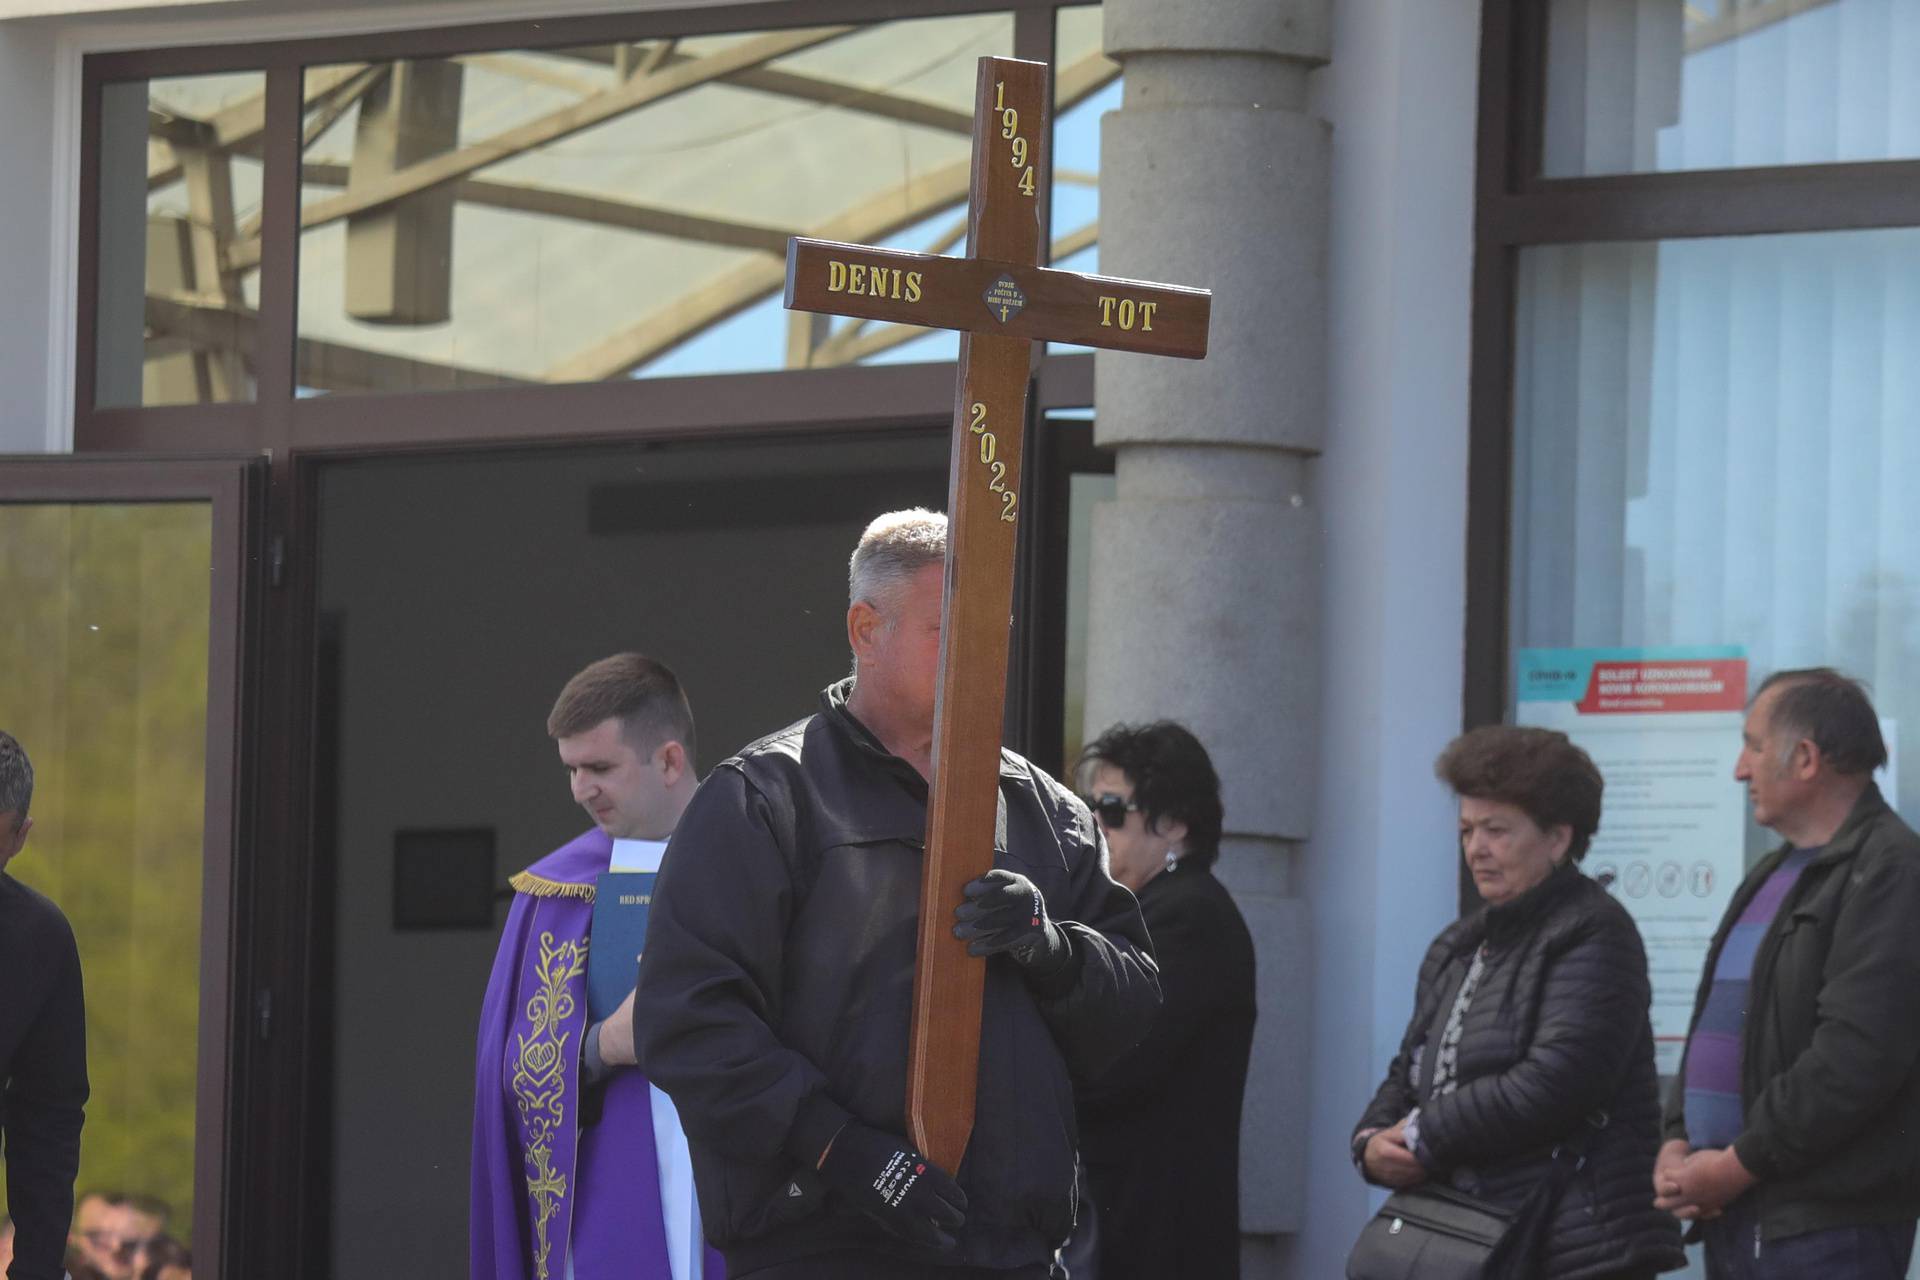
[1351,726,1684,1280]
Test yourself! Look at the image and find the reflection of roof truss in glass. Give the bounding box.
[139,21,1116,395]
[1683,0,1837,52]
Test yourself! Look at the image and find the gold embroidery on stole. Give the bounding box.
[513,930,589,1280]
[511,871,596,900]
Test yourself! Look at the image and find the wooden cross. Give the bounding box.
[784,56,1210,1173]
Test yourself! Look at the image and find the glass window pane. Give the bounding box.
[1050,5,1119,355]
[96,73,267,408]
[1509,230,1920,1090]
[1542,0,1920,177]
[1510,230,1920,858]
[0,502,212,1249]
[293,15,1030,396]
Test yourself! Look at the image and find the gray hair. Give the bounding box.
[848,508,947,615]
[848,510,947,677]
[0,730,33,820]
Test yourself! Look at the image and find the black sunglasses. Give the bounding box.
[1083,792,1143,831]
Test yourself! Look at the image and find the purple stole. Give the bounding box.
[472,829,721,1280]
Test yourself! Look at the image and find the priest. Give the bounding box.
[471,653,723,1280]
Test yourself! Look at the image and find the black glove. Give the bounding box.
[817,1120,967,1250]
[952,868,1074,979]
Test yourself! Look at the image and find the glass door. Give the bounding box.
[0,456,263,1279]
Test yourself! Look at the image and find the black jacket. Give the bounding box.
[1355,864,1684,1280]
[1077,865,1254,1280]
[1663,784,1920,1240]
[0,872,88,1280]
[634,681,1160,1274]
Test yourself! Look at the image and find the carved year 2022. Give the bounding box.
[968,401,1017,523]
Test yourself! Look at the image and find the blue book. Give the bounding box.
[588,871,655,1022]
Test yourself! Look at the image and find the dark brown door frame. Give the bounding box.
[272,394,1096,1277]
[80,0,1062,80]
[94,301,1100,1280]
[78,353,1092,456]
[0,454,267,1280]
[73,0,1075,450]
[71,5,1100,1272]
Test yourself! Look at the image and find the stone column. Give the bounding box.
[1083,0,1330,1256]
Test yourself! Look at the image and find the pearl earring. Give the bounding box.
[1164,847,1180,874]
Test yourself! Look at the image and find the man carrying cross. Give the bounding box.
[633,509,1158,1279]
[784,54,1205,1178]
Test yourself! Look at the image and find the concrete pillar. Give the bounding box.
[1084,0,1330,1253]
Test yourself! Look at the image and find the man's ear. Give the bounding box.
[0,813,29,866]
[1791,738,1822,781]
[1151,815,1189,847]
[658,741,688,787]
[847,600,883,665]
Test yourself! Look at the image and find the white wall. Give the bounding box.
[1287,1,1481,1276]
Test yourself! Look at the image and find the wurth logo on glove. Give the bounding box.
[1030,889,1042,927]
[872,1149,924,1208]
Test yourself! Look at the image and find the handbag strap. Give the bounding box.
[1538,1109,1609,1203]
[1475,1110,1612,1280]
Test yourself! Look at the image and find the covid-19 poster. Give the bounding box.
[1515,647,1748,1075]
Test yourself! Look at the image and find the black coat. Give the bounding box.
[1663,784,1920,1240]
[1077,864,1255,1280]
[0,872,88,1280]
[1355,864,1684,1280]
[634,680,1160,1276]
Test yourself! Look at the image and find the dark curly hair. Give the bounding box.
[1076,721,1224,870]
[1434,725,1603,861]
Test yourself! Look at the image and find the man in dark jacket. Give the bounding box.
[634,509,1160,1280]
[1657,669,1920,1277]
[0,730,89,1280]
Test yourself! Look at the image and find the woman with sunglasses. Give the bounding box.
[1067,721,1255,1280]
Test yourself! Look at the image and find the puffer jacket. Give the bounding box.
[634,679,1160,1276]
[1354,863,1685,1279]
